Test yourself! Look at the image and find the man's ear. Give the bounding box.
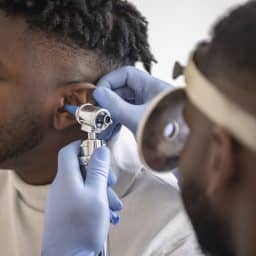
[53,83,96,130]
[206,126,235,198]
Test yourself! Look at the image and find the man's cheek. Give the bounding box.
[35,92,60,130]
[0,103,46,160]
[0,91,23,121]
[26,93,52,131]
[179,135,194,179]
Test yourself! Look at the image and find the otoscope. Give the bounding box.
[64,103,113,256]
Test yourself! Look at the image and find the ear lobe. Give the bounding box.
[54,83,96,130]
[206,126,235,197]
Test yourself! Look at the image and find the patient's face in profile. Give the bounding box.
[0,0,153,184]
[0,15,51,165]
[0,14,107,174]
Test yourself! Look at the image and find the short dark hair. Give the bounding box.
[193,1,256,151]
[195,1,256,80]
[0,0,155,72]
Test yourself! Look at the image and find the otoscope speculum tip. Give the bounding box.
[64,105,78,116]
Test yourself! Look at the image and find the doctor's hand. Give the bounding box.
[42,141,123,256]
[93,66,172,134]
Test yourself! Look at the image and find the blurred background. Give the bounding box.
[130,0,247,84]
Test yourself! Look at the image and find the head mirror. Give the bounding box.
[137,88,189,172]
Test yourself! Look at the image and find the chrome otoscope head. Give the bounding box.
[64,104,113,134]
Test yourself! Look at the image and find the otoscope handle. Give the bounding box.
[79,138,105,166]
[64,105,111,255]
[79,137,109,256]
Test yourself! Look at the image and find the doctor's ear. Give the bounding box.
[53,83,96,130]
[206,127,235,198]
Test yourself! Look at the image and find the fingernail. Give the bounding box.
[93,87,106,100]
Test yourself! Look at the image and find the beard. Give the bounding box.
[181,180,236,256]
[0,108,45,165]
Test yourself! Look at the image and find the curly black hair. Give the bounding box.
[0,0,156,72]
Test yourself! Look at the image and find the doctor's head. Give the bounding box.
[0,0,154,182]
[180,2,256,256]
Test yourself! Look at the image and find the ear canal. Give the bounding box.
[54,83,96,131]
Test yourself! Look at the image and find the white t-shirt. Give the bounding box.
[0,127,203,256]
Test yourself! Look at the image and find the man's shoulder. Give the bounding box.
[120,168,186,235]
[141,211,203,256]
[128,170,203,256]
[130,169,182,213]
[0,169,12,180]
[0,170,13,192]
[110,170,200,256]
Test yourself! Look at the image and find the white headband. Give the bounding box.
[185,57,256,152]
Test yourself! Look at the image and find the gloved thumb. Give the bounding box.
[86,146,111,192]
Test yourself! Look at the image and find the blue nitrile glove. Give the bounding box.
[93,66,172,134]
[42,141,123,256]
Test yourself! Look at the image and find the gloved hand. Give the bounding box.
[93,66,172,134]
[42,141,123,256]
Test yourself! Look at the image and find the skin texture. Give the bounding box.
[179,48,256,256]
[0,13,113,185]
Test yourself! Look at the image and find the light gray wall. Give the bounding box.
[130,0,247,83]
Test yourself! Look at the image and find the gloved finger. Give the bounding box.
[86,146,111,191]
[97,66,138,90]
[110,210,121,225]
[94,87,146,133]
[108,187,123,212]
[57,140,83,188]
[108,170,118,187]
[114,87,136,104]
[81,165,117,187]
[93,87,133,123]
